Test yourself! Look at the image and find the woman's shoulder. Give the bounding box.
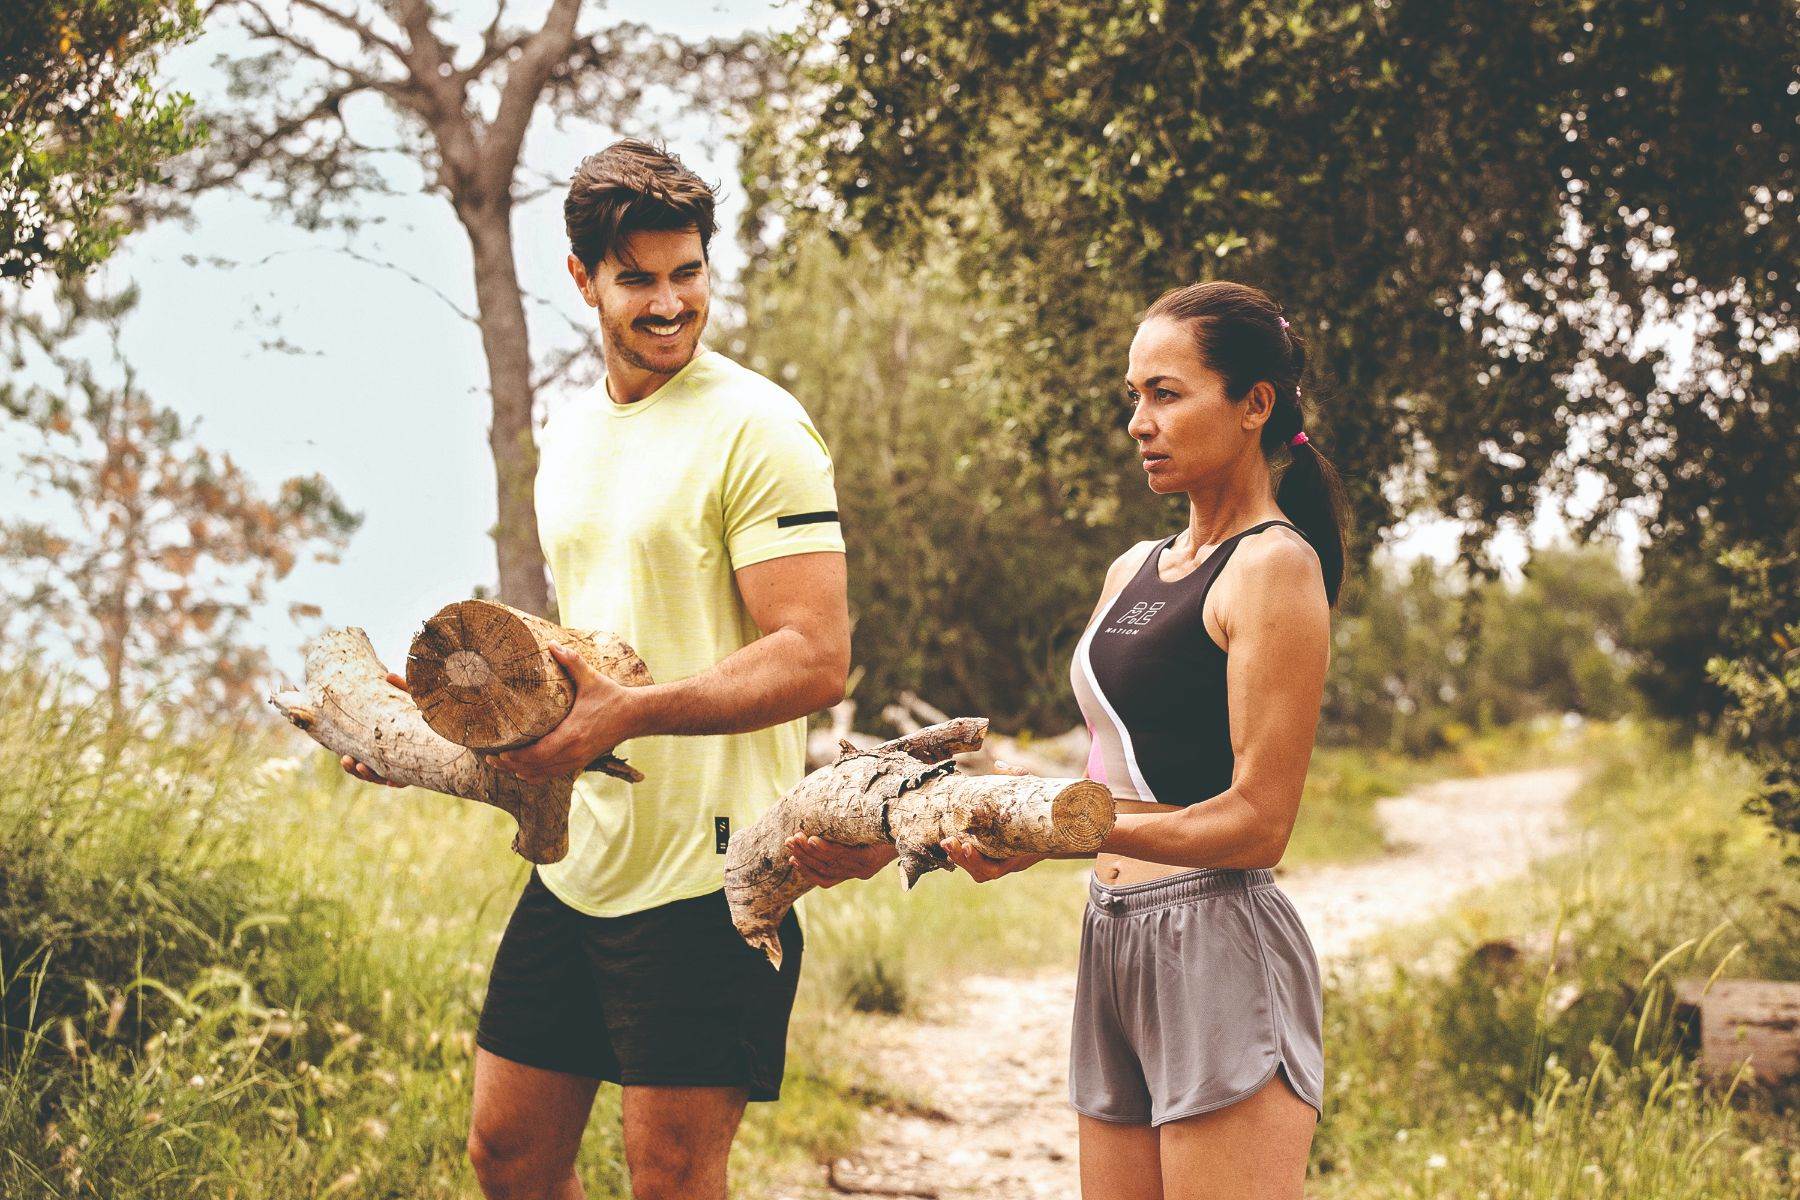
[1225,523,1326,604]
[1104,537,1166,583]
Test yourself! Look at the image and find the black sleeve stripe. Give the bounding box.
[775,510,840,528]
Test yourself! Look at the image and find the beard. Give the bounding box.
[599,301,707,376]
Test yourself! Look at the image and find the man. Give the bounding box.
[344,139,860,1199]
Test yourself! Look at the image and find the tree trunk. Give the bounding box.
[270,627,581,862]
[405,598,650,779]
[460,198,554,620]
[724,721,1115,967]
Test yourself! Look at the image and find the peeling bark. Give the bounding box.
[724,720,1114,967]
[269,627,583,863]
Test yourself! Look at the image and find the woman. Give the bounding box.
[790,281,1346,1199]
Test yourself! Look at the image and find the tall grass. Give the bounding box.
[0,668,863,1197]
[10,659,1789,1198]
[1312,722,1799,1198]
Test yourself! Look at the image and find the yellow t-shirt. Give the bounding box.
[532,349,844,917]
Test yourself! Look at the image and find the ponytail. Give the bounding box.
[1275,434,1349,607]
[1144,281,1351,606]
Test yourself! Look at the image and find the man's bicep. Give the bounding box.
[734,551,850,640]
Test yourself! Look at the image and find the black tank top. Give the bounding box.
[1070,519,1303,806]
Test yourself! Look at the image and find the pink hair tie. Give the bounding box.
[1289,431,1310,448]
[1277,317,1291,330]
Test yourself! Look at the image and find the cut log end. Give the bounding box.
[405,599,654,754]
[407,600,568,751]
[1049,779,1116,853]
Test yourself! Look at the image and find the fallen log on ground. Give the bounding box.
[268,625,647,864]
[1674,977,1800,1087]
[406,598,652,780]
[725,719,1114,967]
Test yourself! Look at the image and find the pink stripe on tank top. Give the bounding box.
[1084,721,1107,786]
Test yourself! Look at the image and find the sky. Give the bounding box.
[1,0,1616,692]
[4,0,796,680]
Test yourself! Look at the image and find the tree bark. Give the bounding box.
[405,597,650,779]
[269,627,583,862]
[460,198,554,620]
[1675,978,1800,1087]
[724,720,1114,968]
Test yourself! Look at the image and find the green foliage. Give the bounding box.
[0,664,866,1197]
[1627,551,1735,726]
[1710,534,1800,845]
[731,233,1172,732]
[1325,545,1636,754]
[0,0,204,279]
[737,229,1650,744]
[766,0,1797,571]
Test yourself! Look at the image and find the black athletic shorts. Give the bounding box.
[474,871,804,1100]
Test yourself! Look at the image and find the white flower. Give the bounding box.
[1427,1154,1448,1170]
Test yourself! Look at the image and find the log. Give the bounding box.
[725,719,1114,967]
[405,599,652,782]
[1674,978,1800,1087]
[883,690,1089,776]
[807,698,882,771]
[269,628,581,863]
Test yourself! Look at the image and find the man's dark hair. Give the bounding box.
[564,139,716,272]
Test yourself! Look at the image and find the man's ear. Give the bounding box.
[567,253,596,307]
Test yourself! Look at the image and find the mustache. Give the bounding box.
[632,313,698,330]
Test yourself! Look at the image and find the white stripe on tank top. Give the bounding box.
[1073,613,1161,805]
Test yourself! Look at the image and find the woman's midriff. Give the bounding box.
[1092,797,1191,887]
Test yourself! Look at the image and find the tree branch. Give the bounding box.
[289,0,408,62]
[232,0,384,86]
[482,0,581,193]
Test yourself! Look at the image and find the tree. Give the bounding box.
[761,0,1795,569]
[730,232,1163,732]
[1,0,204,279]
[0,286,360,725]
[1711,533,1800,846]
[170,0,773,617]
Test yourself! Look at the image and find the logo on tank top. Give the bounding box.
[1103,601,1164,635]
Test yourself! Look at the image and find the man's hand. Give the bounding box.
[491,644,644,784]
[340,673,410,788]
[785,835,898,888]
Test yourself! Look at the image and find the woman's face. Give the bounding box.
[1125,316,1267,495]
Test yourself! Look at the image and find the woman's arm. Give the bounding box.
[1100,532,1330,869]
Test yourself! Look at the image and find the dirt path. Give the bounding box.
[774,766,1584,1200]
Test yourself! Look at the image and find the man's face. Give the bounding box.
[569,227,710,379]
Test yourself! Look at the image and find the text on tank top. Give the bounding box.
[1070,520,1303,806]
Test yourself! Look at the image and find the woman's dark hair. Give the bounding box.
[1143,281,1349,606]
[564,139,716,272]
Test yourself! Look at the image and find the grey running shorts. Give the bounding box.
[1070,867,1324,1126]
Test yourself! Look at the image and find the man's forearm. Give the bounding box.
[627,626,846,738]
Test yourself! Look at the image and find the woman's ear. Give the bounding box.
[1242,381,1277,432]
